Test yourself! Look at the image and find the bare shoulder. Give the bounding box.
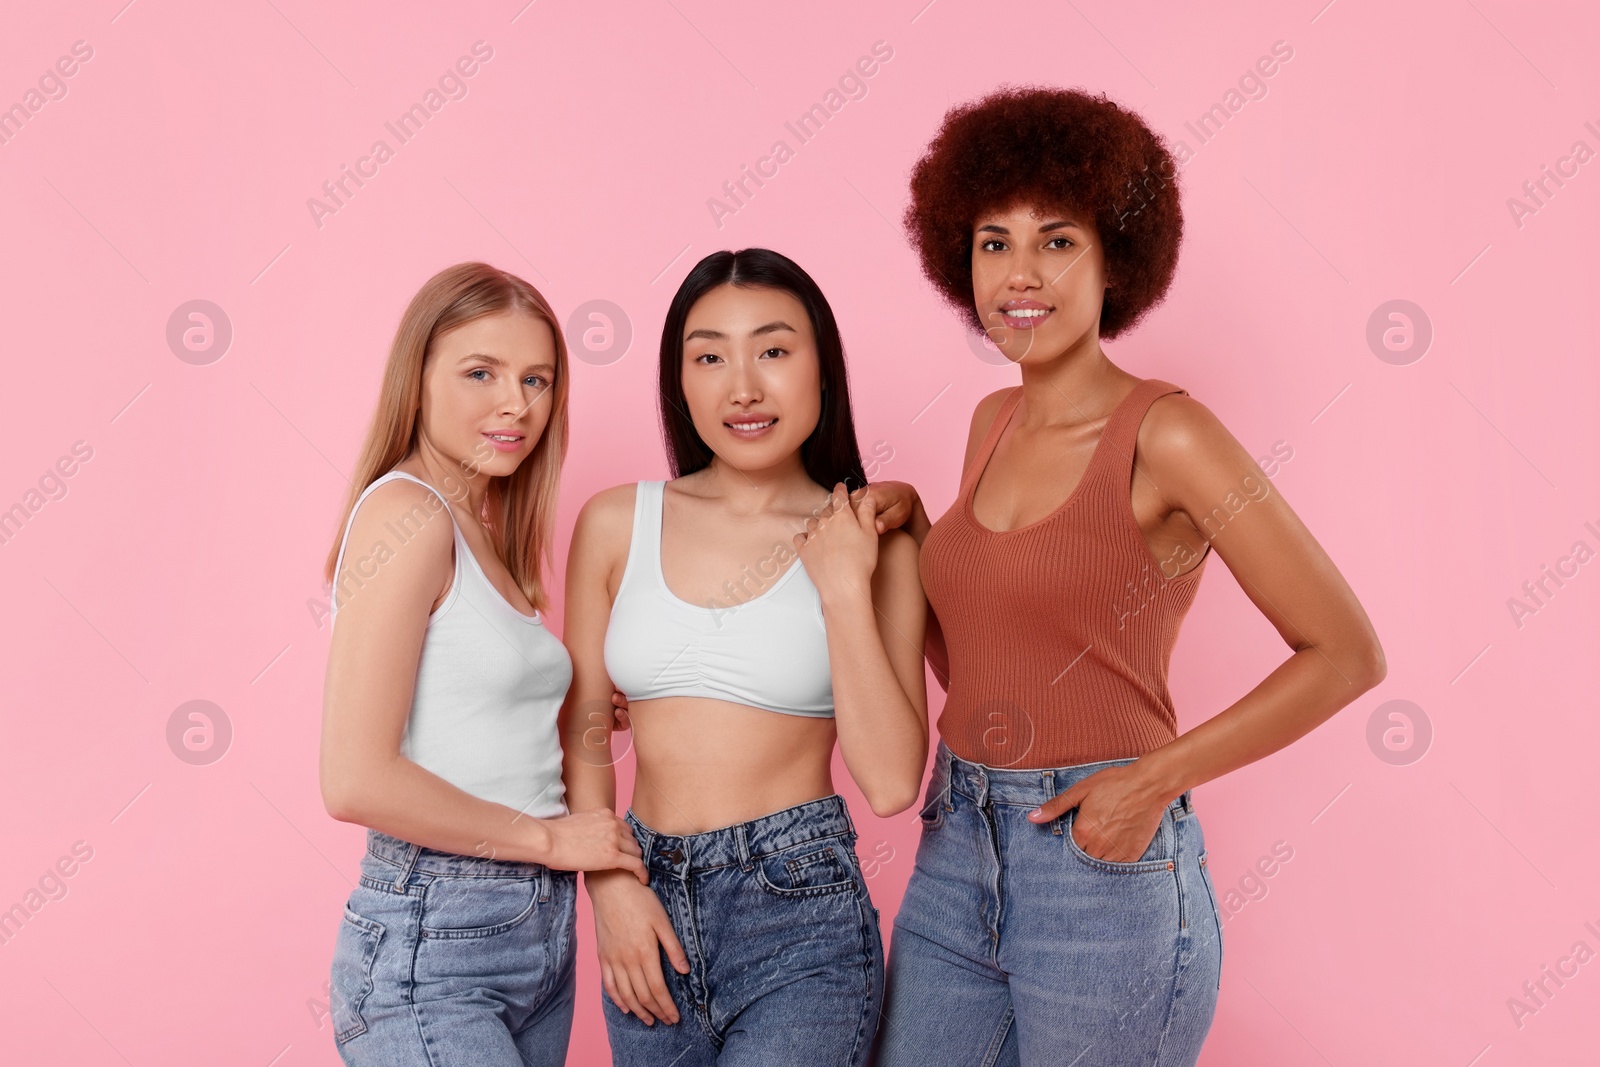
[346,478,454,559]
[1138,390,1259,507]
[569,481,639,570]
[335,478,454,614]
[1140,391,1238,462]
[962,387,1018,472]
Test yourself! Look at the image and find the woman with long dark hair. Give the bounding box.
[866,88,1387,1065]
[560,248,929,1065]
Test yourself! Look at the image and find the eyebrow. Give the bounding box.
[976,220,1081,234]
[457,352,556,374]
[683,320,798,342]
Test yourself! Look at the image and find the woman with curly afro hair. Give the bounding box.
[864,87,1386,1065]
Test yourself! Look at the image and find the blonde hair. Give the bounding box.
[322,262,570,614]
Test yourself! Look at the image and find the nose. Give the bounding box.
[727,357,762,404]
[499,377,534,420]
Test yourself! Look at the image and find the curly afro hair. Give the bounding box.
[904,86,1183,341]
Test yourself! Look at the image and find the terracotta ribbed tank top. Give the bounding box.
[919,378,1211,768]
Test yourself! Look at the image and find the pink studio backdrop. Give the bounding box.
[2,0,1597,1063]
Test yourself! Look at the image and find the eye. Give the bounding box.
[760,347,787,358]
[524,374,548,388]
[692,352,723,365]
[1046,235,1073,249]
[979,238,1007,252]
[468,368,491,381]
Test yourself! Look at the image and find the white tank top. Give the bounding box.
[331,470,572,819]
[602,480,834,718]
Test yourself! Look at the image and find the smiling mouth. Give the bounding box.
[999,306,1054,329]
[725,417,777,436]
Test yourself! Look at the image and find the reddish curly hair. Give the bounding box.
[904,86,1183,341]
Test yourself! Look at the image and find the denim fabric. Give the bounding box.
[875,740,1222,1067]
[602,794,885,1066]
[328,829,578,1066]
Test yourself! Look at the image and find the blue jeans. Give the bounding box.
[602,794,885,1065]
[875,741,1222,1067]
[328,828,579,1066]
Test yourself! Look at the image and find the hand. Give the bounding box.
[793,482,879,604]
[860,480,922,535]
[541,809,649,883]
[1026,763,1170,863]
[611,689,630,732]
[588,869,692,1025]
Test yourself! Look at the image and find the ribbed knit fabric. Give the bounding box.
[919,378,1211,768]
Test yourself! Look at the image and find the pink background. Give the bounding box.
[3,0,1597,1063]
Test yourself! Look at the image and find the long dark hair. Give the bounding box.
[658,248,867,493]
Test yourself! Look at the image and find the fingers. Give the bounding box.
[1028,786,1081,823]
[601,961,622,1015]
[854,486,878,531]
[658,919,692,975]
[618,850,649,885]
[616,828,643,858]
[638,957,680,1025]
[611,964,655,1025]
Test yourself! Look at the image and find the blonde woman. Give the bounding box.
[319,263,646,1066]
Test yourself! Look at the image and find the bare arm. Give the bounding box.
[1029,394,1387,858]
[558,484,691,1026]
[319,480,554,863]
[800,487,929,817]
[826,526,929,816]
[557,487,627,816]
[1098,394,1386,809]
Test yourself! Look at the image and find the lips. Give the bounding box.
[725,416,778,440]
[998,301,1053,330]
[482,431,524,453]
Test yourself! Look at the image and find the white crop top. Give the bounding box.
[602,480,834,718]
[331,470,573,819]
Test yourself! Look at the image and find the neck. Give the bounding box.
[699,453,821,515]
[1014,336,1131,427]
[406,443,489,519]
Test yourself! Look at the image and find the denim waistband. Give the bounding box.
[936,739,1193,817]
[626,793,858,875]
[362,827,568,885]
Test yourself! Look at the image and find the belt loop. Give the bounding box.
[1042,769,1061,835]
[537,864,552,903]
[392,840,423,892]
[735,824,753,871]
[839,797,859,842]
[974,766,990,808]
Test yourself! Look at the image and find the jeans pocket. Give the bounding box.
[753,837,860,898]
[331,906,384,1045]
[1063,808,1177,873]
[419,873,543,939]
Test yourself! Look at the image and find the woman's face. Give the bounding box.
[969,201,1110,363]
[680,284,823,475]
[416,309,557,480]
